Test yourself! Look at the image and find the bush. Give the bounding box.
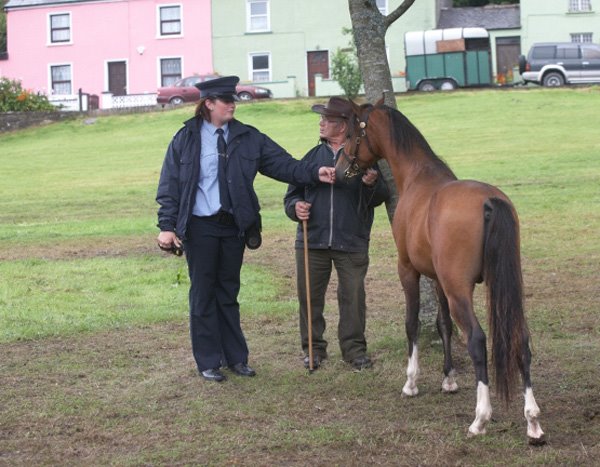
[331,48,363,99]
[331,28,363,99]
[0,77,56,112]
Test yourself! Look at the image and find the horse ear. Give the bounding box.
[375,96,385,106]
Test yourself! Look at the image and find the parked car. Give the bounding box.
[157,75,273,105]
[519,42,600,87]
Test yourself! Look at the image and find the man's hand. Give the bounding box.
[318,166,335,184]
[295,201,312,221]
[362,168,378,187]
[158,231,181,251]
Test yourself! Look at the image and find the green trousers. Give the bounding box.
[295,248,369,362]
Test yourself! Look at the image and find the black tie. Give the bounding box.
[216,128,231,212]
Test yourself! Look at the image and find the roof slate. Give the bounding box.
[437,5,520,30]
[5,0,102,9]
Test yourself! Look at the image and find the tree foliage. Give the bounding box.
[331,28,362,99]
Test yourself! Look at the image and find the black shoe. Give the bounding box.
[229,362,256,377]
[351,355,373,370]
[303,355,323,370]
[201,368,227,382]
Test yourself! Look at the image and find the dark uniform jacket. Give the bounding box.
[284,142,390,253]
[157,116,321,240]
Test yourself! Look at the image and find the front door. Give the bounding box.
[108,61,127,96]
[495,37,520,82]
[307,51,329,97]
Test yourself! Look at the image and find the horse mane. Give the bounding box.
[368,103,456,179]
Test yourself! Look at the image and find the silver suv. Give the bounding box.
[519,42,600,86]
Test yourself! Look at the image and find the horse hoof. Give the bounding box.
[402,386,419,397]
[467,428,485,438]
[528,434,547,446]
[442,380,458,393]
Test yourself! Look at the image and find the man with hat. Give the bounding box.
[156,76,336,382]
[284,96,389,371]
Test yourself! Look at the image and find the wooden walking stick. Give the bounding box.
[302,219,314,372]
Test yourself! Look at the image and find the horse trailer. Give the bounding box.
[405,27,492,91]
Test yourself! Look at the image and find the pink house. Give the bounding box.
[1,0,213,108]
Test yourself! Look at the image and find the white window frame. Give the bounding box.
[157,3,183,38]
[248,52,271,82]
[246,0,270,33]
[49,63,73,95]
[376,0,388,15]
[158,56,184,87]
[47,12,72,45]
[568,0,592,12]
[571,32,593,43]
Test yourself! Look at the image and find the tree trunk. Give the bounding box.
[348,0,437,330]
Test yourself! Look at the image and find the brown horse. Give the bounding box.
[336,99,545,445]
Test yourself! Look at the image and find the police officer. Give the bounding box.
[156,76,335,382]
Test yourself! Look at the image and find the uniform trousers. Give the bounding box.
[185,215,248,372]
[295,248,369,362]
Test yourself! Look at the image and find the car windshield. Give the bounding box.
[179,77,201,87]
[176,76,220,87]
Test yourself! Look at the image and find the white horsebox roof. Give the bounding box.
[405,27,489,56]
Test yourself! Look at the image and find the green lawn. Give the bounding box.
[1,88,598,342]
[1,88,599,465]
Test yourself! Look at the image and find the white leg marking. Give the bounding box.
[402,345,420,396]
[468,382,492,437]
[524,387,545,441]
[442,369,458,393]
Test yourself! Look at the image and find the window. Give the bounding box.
[376,0,387,15]
[159,5,182,36]
[50,64,72,94]
[532,46,556,59]
[569,0,592,12]
[571,33,593,43]
[249,53,270,82]
[557,46,580,59]
[49,13,71,44]
[247,0,269,32]
[160,58,182,86]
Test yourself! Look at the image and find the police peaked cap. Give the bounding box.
[195,75,240,100]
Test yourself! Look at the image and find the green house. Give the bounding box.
[211,0,436,98]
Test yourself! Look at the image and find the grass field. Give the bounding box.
[1,87,599,465]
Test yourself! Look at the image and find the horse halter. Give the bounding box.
[341,105,378,180]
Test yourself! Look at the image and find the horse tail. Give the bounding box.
[483,197,529,405]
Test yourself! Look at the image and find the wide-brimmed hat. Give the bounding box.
[311,96,353,120]
[195,75,240,100]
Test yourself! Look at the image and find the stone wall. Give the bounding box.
[0,111,76,133]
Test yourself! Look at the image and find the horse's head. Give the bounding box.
[335,98,384,181]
